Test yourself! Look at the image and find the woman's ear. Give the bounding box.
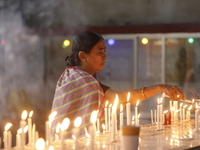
[78,51,86,62]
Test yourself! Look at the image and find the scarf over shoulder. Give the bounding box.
[51,66,105,138]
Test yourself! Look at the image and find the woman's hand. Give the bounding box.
[160,84,184,101]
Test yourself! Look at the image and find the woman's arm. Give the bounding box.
[104,84,184,105]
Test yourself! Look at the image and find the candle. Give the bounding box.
[120,104,124,128]
[151,110,154,124]
[135,100,140,126]
[32,123,36,148]
[61,118,70,150]
[154,109,157,124]
[89,110,98,150]
[47,111,57,146]
[35,138,45,150]
[20,110,28,150]
[187,105,192,121]
[8,131,12,150]
[3,123,12,150]
[111,95,118,142]
[96,110,100,133]
[137,114,140,126]
[73,117,82,150]
[28,111,33,147]
[160,98,163,129]
[195,103,199,131]
[55,123,61,142]
[157,98,160,130]
[104,101,109,132]
[108,104,112,132]
[131,116,135,126]
[179,103,183,122]
[16,128,22,148]
[126,92,131,125]
[183,105,187,121]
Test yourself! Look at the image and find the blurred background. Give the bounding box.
[1,0,200,146]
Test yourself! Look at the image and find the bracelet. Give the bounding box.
[142,87,147,99]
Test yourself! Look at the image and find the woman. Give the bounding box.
[51,31,184,139]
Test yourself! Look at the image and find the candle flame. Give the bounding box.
[109,104,112,108]
[72,135,76,140]
[56,123,61,133]
[21,110,28,120]
[188,105,192,111]
[196,103,199,109]
[102,124,106,130]
[164,110,168,114]
[105,101,108,107]
[171,107,175,111]
[192,99,195,103]
[74,117,82,127]
[24,125,28,133]
[138,113,140,119]
[180,103,183,107]
[127,92,130,102]
[183,105,187,108]
[132,116,135,121]
[113,94,119,110]
[177,95,179,98]
[61,118,70,130]
[136,100,140,107]
[49,111,57,127]
[90,110,98,124]
[35,138,45,150]
[48,146,54,150]
[120,104,123,112]
[4,123,12,131]
[17,128,22,134]
[29,111,33,118]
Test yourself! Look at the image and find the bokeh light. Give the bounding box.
[141,38,148,44]
[188,38,194,44]
[108,39,115,45]
[62,39,70,48]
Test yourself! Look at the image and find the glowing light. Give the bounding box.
[5,123,12,130]
[61,118,70,130]
[63,40,70,46]
[35,138,45,150]
[21,110,28,120]
[29,111,33,118]
[108,39,115,45]
[188,38,194,44]
[74,117,82,127]
[48,146,54,150]
[90,110,98,124]
[141,38,148,44]
[17,128,22,134]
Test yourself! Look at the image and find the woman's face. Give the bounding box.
[83,40,107,75]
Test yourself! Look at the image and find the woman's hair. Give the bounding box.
[65,31,104,67]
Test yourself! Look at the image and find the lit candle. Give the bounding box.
[135,100,140,126]
[61,118,70,150]
[16,128,22,148]
[187,105,192,121]
[28,111,33,147]
[108,104,112,132]
[160,98,163,129]
[137,114,140,126]
[183,105,187,121]
[20,110,28,150]
[157,98,160,130]
[89,110,98,150]
[179,103,183,122]
[55,123,61,142]
[195,103,199,132]
[126,92,131,125]
[46,111,57,146]
[35,138,45,150]
[104,101,109,132]
[151,110,154,124]
[111,95,118,142]
[131,116,135,126]
[4,123,12,150]
[154,109,157,124]
[120,104,124,128]
[32,123,36,148]
[96,110,100,133]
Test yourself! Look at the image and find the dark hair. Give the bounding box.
[65,31,104,67]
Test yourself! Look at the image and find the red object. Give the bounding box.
[168,111,172,125]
